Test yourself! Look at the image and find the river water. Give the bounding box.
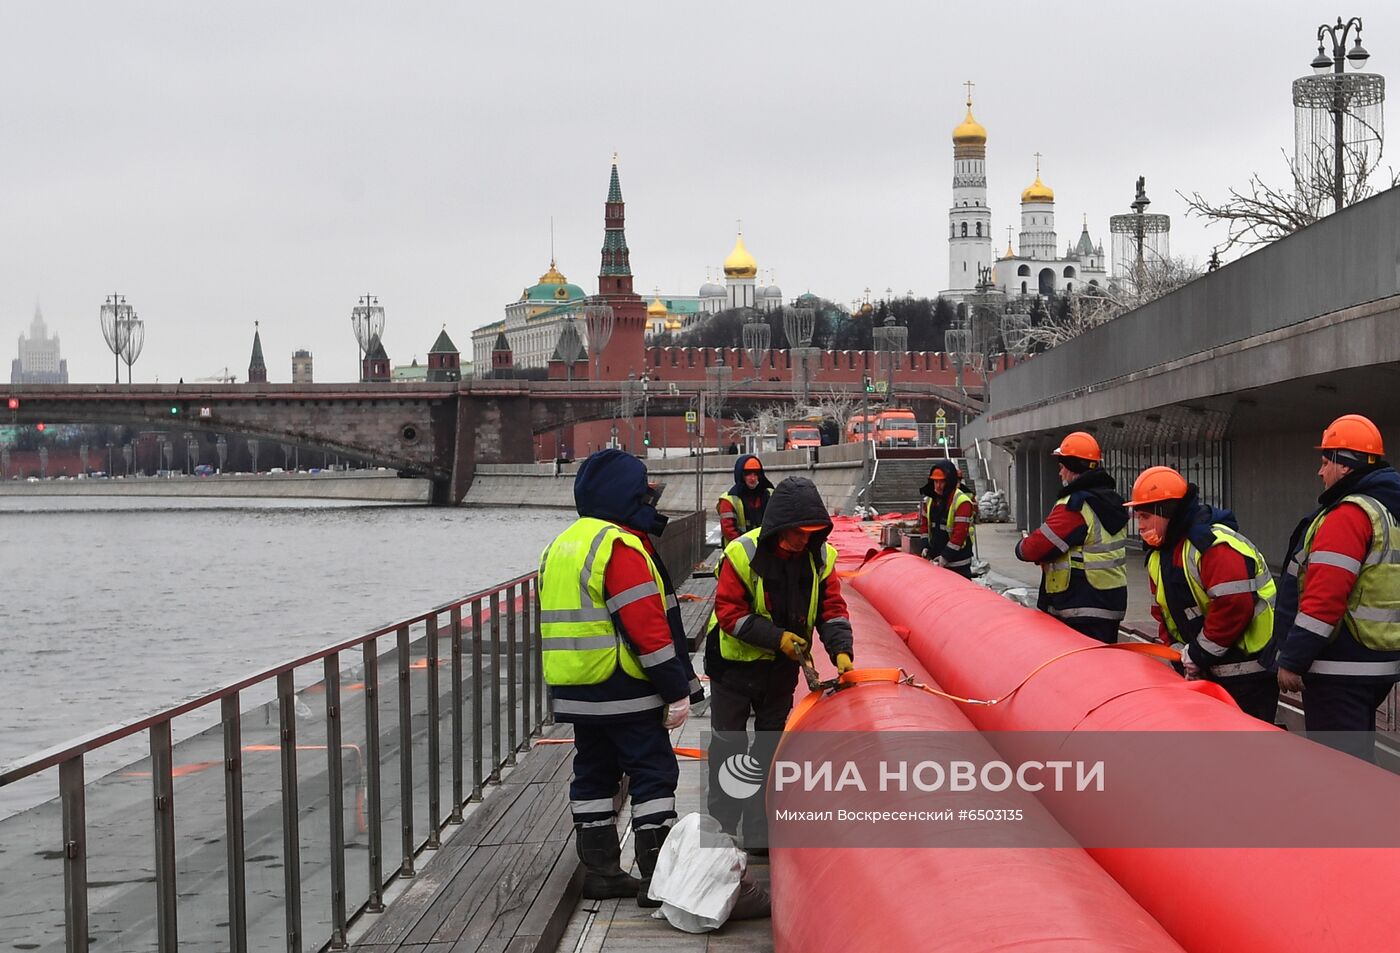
[0,497,571,815]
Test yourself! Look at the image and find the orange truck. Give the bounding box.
[846,413,878,443]
[875,408,919,447]
[783,420,823,451]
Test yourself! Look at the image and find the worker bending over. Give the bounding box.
[1126,466,1279,722]
[706,476,854,850]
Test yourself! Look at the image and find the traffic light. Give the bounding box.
[862,375,874,394]
[937,434,947,446]
[643,431,651,447]
[169,406,180,416]
[35,422,45,432]
[6,397,17,410]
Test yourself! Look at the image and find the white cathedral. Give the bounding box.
[941,94,1107,303]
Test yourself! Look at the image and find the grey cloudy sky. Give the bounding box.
[2,1,1395,383]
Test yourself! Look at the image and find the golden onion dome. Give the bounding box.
[647,295,668,317]
[664,317,682,332]
[537,259,567,284]
[723,233,758,278]
[1021,174,1054,204]
[951,102,987,145]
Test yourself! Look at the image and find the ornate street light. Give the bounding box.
[784,307,817,403]
[1295,16,1383,215]
[120,314,145,384]
[350,294,386,382]
[99,293,133,385]
[583,304,614,381]
[741,314,770,382]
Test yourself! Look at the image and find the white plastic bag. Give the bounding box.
[646,812,746,933]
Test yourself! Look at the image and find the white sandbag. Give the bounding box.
[646,812,746,933]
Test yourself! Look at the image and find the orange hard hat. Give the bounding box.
[1052,431,1102,463]
[1316,414,1384,457]
[1124,466,1189,508]
[743,457,764,471]
[798,523,828,532]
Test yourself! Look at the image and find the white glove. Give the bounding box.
[1178,643,1200,679]
[663,698,690,730]
[933,555,948,568]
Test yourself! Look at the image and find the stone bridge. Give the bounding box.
[3,380,974,504]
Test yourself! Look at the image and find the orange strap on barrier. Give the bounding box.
[784,642,1184,730]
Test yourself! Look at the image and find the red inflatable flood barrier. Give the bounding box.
[770,590,1185,953]
[849,549,1400,953]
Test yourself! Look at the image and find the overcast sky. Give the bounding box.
[2,1,1395,383]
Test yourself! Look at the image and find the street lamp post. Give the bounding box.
[1308,16,1372,210]
[350,295,386,382]
[99,294,133,385]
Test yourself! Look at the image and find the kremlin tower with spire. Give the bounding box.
[593,155,647,378]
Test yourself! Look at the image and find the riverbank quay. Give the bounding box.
[0,469,430,503]
[0,513,709,952]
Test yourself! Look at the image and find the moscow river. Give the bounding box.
[0,497,571,816]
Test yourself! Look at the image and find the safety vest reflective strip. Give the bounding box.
[927,490,977,567]
[1044,495,1128,595]
[1298,494,1400,652]
[538,517,664,686]
[1149,525,1277,661]
[718,493,746,533]
[714,530,835,662]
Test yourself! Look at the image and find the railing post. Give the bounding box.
[450,605,464,821]
[278,671,304,953]
[221,695,249,953]
[519,582,533,741]
[535,579,551,725]
[471,599,484,801]
[150,720,178,952]
[506,584,518,765]
[361,641,385,913]
[425,614,442,849]
[489,590,502,781]
[59,756,88,953]
[396,625,416,877]
[323,654,348,948]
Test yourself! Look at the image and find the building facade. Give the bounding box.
[11,306,67,384]
[292,349,313,383]
[471,259,588,376]
[944,96,994,300]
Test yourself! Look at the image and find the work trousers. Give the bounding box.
[1217,675,1280,724]
[570,718,679,832]
[1302,679,1393,763]
[706,661,798,848]
[1062,616,1119,645]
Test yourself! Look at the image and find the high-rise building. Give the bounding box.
[292,349,313,383]
[11,305,68,383]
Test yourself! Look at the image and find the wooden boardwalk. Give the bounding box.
[349,565,771,953]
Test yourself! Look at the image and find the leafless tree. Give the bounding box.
[1181,145,1397,254]
[728,388,863,447]
[1024,257,1204,350]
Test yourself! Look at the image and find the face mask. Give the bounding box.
[1140,527,1164,548]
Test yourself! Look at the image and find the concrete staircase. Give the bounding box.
[870,456,964,512]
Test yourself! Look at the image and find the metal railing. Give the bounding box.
[0,572,547,953]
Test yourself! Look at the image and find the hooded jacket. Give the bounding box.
[920,459,975,561]
[544,449,700,722]
[1145,487,1274,674]
[1274,462,1400,682]
[717,454,774,544]
[709,477,854,682]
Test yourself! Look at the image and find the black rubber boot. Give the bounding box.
[633,825,670,908]
[575,825,642,900]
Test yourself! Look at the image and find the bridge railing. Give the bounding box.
[0,572,550,952]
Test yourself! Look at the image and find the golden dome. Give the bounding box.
[1002,240,1015,259]
[952,102,987,146]
[537,259,567,284]
[647,295,668,317]
[723,233,758,278]
[664,317,682,332]
[1021,174,1054,204]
